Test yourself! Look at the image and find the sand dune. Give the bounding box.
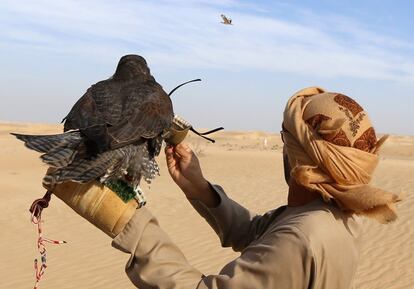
[0,123,412,289]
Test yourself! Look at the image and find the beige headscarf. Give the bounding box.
[283,87,400,223]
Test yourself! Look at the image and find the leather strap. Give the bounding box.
[168,79,201,96]
[190,126,224,143]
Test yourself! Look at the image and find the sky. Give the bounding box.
[0,0,413,135]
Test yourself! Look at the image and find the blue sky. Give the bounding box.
[0,0,413,135]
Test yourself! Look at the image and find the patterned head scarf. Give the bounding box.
[283,87,400,223]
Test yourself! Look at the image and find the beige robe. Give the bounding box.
[112,185,362,289]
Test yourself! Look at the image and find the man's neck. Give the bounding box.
[287,179,321,207]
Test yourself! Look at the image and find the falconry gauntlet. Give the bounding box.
[46,180,138,238]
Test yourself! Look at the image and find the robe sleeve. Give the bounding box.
[188,184,284,252]
[112,207,314,289]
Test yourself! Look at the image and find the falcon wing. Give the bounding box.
[108,89,173,148]
[221,14,232,24]
[62,88,103,131]
[62,79,173,153]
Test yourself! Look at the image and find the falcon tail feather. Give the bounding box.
[41,146,78,167]
[11,132,82,167]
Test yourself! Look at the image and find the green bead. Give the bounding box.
[104,180,136,203]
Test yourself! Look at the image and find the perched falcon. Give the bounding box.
[220,14,233,25]
[12,55,173,200]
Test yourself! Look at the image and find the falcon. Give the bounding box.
[220,14,233,25]
[13,54,176,201]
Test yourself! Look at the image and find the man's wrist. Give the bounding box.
[182,180,220,208]
[181,178,208,198]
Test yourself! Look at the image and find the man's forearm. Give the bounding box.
[112,207,204,289]
[181,179,220,208]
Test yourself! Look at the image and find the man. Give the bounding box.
[69,87,401,288]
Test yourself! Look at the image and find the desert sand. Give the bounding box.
[0,122,413,289]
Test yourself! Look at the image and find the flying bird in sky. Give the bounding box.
[13,55,175,202]
[221,14,233,25]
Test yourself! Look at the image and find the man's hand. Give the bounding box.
[165,143,219,207]
[165,143,207,195]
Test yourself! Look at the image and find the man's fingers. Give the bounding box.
[165,145,174,156]
[165,146,177,168]
[165,147,174,160]
[175,143,193,159]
